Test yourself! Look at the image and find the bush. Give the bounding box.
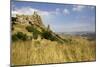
[12,32,28,41]
[26,26,41,39]
[12,34,19,42]
[26,26,34,32]
[41,31,56,41]
[32,32,38,39]
[11,17,17,26]
[16,32,28,41]
[11,26,14,31]
[12,17,17,22]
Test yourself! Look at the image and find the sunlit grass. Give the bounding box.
[11,36,96,65]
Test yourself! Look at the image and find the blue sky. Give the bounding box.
[11,1,96,32]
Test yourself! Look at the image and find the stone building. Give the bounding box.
[15,11,43,26]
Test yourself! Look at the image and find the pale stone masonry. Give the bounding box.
[15,11,43,26]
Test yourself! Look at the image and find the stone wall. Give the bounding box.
[15,12,43,26]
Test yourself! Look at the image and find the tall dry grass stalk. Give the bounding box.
[11,37,96,65]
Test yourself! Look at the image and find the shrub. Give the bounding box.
[32,29,41,39]
[41,31,56,41]
[26,26,41,39]
[11,26,14,31]
[26,26,35,32]
[12,32,28,41]
[16,32,28,41]
[12,17,17,22]
[12,34,19,42]
[26,26,34,32]
[11,17,17,26]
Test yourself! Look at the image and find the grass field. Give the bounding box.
[11,1,96,66]
[11,36,96,65]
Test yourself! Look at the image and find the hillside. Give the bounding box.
[11,11,66,43]
[11,12,96,66]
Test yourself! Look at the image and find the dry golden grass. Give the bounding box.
[11,36,96,65]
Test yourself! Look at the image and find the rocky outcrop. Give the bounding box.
[12,11,66,43]
[14,11,44,26]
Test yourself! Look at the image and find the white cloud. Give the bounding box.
[12,7,37,16]
[12,7,63,17]
[12,6,53,17]
[12,6,70,17]
[72,5,86,12]
[54,8,70,15]
[63,8,69,14]
[54,8,59,15]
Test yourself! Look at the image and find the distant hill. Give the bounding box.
[58,31,96,41]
